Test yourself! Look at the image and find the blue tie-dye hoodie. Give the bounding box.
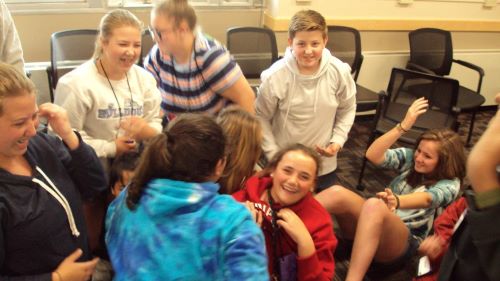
[105,178,269,281]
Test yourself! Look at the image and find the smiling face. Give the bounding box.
[288,30,326,75]
[0,93,38,162]
[414,140,440,175]
[270,150,317,206]
[100,25,141,76]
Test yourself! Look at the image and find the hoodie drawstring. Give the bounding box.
[32,166,80,237]
[313,76,321,114]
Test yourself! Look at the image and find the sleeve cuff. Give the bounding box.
[296,251,321,280]
[63,130,83,152]
[102,141,117,158]
[148,121,163,134]
[475,188,500,209]
[330,136,346,148]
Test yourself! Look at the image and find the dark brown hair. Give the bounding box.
[406,128,466,187]
[154,0,197,31]
[108,151,140,190]
[262,143,322,180]
[126,113,225,209]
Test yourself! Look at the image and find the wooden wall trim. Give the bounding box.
[264,13,500,32]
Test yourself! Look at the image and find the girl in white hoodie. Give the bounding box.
[255,10,356,192]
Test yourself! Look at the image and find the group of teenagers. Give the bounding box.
[0,0,499,280]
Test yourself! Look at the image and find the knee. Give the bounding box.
[315,185,354,213]
[360,198,389,222]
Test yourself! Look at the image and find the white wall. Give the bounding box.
[268,0,500,20]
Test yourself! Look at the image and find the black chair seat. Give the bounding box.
[457,86,485,111]
[356,84,378,112]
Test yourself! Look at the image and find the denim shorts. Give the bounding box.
[367,232,419,277]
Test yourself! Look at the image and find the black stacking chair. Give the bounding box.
[407,28,485,146]
[47,29,98,102]
[138,28,155,67]
[357,68,460,190]
[226,26,278,79]
[326,25,378,112]
[226,26,278,93]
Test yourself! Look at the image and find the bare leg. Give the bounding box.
[315,185,365,239]
[345,198,409,281]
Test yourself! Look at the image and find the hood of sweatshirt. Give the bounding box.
[140,178,220,219]
[283,47,331,79]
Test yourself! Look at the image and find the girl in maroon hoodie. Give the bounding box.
[233,143,337,281]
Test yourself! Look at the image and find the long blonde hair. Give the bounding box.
[93,9,143,59]
[217,106,262,194]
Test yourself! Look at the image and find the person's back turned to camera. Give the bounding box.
[105,113,269,281]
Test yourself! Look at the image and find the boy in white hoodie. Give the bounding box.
[255,10,356,191]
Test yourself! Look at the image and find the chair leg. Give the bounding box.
[466,110,478,147]
[46,66,55,103]
[357,132,377,191]
[357,156,368,191]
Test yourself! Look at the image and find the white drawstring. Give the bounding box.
[32,166,80,237]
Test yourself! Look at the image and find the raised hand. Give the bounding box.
[52,249,99,281]
[38,103,79,149]
[401,97,429,131]
[315,142,341,157]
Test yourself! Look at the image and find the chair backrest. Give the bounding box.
[408,28,453,76]
[50,29,98,89]
[226,26,278,79]
[382,68,459,132]
[326,25,363,81]
[138,28,156,67]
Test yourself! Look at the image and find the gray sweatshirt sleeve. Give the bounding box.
[329,63,357,147]
[255,76,280,160]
